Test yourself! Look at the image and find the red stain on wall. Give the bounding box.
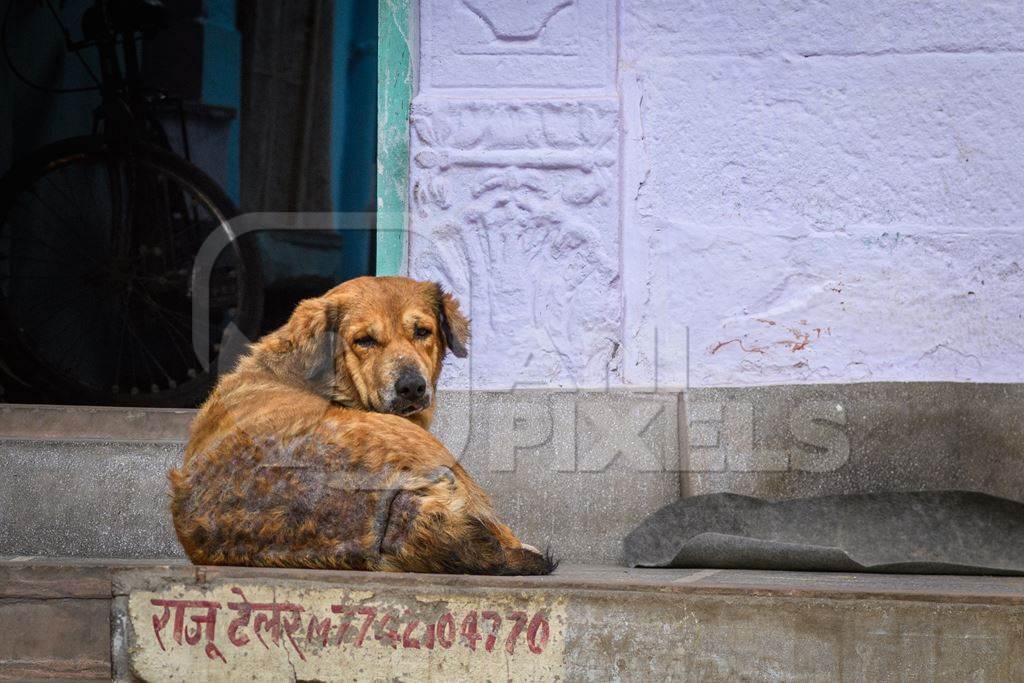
[710,338,768,355]
[775,324,831,352]
[712,321,833,356]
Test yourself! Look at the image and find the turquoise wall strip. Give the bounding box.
[375,0,413,275]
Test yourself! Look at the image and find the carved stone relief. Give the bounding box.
[408,98,622,388]
[420,0,615,89]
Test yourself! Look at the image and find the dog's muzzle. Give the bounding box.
[388,367,431,415]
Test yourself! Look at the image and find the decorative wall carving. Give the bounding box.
[460,0,574,45]
[408,98,621,388]
[420,0,615,89]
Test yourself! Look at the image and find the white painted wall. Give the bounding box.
[409,0,1024,389]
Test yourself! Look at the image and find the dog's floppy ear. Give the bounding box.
[257,296,341,394]
[435,284,469,358]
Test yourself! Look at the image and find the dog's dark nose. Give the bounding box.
[395,370,427,401]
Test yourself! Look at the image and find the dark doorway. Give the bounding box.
[0,0,377,407]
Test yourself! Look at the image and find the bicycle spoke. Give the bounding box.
[132,295,194,324]
[50,314,96,375]
[165,215,223,244]
[134,287,193,340]
[135,292,198,372]
[26,295,103,379]
[124,315,174,388]
[106,157,129,262]
[42,171,105,254]
[85,157,108,243]
[5,229,87,266]
[67,305,113,384]
[44,171,94,231]
[9,195,71,238]
[25,185,98,249]
[16,288,97,329]
[40,173,79,215]
[13,194,104,268]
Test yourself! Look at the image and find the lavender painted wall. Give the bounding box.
[408,0,1024,389]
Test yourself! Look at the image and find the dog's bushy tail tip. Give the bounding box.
[496,546,559,576]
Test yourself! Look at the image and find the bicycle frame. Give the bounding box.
[71,0,187,156]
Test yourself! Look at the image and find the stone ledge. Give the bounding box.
[2,382,1022,564]
[682,382,1024,502]
[110,563,1024,681]
[112,562,1024,606]
[0,404,193,444]
[5,559,1024,680]
[0,391,685,564]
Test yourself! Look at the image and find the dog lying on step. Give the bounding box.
[169,276,556,575]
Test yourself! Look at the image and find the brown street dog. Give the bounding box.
[169,276,556,575]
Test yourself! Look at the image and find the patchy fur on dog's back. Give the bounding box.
[170,276,556,575]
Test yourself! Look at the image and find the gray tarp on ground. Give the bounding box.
[624,491,1024,575]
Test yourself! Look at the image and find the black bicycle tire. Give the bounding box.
[0,134,263,407]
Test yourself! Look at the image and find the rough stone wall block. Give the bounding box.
[620,0,1024,387]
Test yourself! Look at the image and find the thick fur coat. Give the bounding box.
[169,276,555,575]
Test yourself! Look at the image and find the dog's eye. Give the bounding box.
[354,336,377,348]
[413,326,432,340]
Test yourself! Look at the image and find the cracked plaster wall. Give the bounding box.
[409,0,1024,389]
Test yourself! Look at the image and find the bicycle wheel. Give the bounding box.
[0,135,263,406]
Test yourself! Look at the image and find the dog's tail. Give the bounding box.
[444,517,559,576]
[491,545,560,576]
[387,511,560,576]
[443,540,560,577]
[378,467,560,576]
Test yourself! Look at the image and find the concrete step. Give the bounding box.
[3,383,1022,566]
[0,395,685,565]
[3,557,1024,681]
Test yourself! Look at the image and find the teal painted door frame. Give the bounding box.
[375,0,413,276]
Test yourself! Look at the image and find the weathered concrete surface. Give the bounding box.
[0,438,184,559]
[4,383,1024,563]
[0,557,166,680]
[0,392,683,564]
[0,598,110,680]
[113,563,1024,682]
[432,390,681,563]
[682,382,1024,502]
